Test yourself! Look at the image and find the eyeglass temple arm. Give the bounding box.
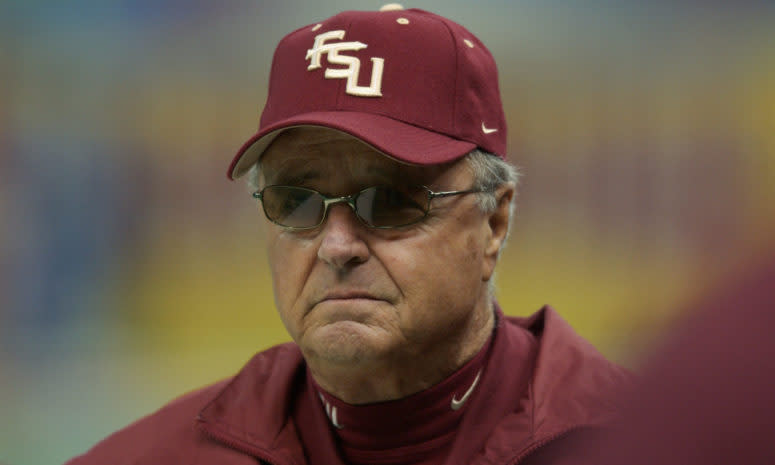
[428,187,487,198]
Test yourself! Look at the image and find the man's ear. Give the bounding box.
[482,183,515,281]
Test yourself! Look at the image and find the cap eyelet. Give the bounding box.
[396,18,409,25]
[312,23,322,31]
[464,39,475,48]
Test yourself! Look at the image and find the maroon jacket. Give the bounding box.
[65,307,631,465]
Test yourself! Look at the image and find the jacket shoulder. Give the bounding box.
[64,380,230,464]
[64,343,300,465]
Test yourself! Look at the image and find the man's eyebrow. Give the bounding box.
[366,164,424,183]
[265,168,322,185]
[264,159,424,185]
[366,165,394,180]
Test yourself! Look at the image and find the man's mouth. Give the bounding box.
[321,291,381,302]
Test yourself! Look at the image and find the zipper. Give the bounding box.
[508,426,584,465]
[197,416,292,465]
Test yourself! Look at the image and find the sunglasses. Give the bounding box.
[252,185,485,230]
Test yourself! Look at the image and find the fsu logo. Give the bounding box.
[305,30,385,97]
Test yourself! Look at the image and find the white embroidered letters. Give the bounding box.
[305,30,384,97]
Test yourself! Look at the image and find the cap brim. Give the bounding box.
[227,111,477,179]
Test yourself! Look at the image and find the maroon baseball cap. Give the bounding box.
[228,4,507,180]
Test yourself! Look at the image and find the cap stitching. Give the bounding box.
[435,17,460,137]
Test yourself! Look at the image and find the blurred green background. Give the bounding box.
[1,1,774,464]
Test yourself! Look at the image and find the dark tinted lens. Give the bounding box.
[356,186,428,227]
[261,186,325,228]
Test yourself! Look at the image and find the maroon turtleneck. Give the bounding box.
[292,315,534,465]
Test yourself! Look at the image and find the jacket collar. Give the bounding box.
[197,343,309,464]
[515,307,631,436]
[478,306,631,464]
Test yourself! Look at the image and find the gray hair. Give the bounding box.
[464,149,520,242]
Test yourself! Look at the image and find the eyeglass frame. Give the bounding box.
[251,184,490,230]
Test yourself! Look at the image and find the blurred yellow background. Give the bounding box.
[1,1,774,464]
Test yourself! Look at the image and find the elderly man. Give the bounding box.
[67,5,630,465]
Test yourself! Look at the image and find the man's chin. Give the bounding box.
[303,321,387,365]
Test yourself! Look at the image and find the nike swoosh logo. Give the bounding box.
[481,122,498,134]
[451,370,482,411]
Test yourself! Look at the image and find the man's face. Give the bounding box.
[260,127,505,370]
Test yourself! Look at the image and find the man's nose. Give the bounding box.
[316,204,370,269]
